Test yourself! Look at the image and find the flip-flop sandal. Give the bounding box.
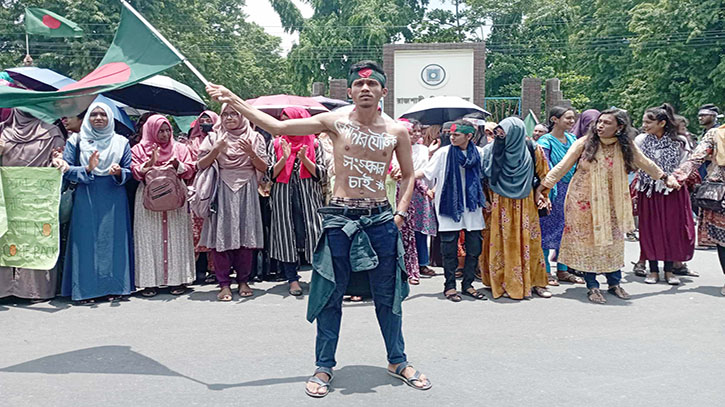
[444,291,462,302]
[462,288,487,300]
[170,286,186,295]
[419,267,436,277]
[305,367,333,398]
[217,288,232,301]
[239,290,254,297]
[388,362,432,391]
[408,277,420,285]
[141,288,157,297]
[289,288,303,296]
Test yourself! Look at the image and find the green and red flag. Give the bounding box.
[24,8,84,38]
[1,5,184,122]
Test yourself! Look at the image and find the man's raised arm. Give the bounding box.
[206,83,331,136]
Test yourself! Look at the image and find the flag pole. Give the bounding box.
[25,33,29,55]
[118,0,209,85]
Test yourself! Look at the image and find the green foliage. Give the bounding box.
[271,0,427,94]
[0,0,292,102]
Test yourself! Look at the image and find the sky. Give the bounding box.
[243,0,454,54]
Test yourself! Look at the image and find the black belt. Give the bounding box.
[318,203,392,217]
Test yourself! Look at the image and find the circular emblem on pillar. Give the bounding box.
[421,64,446,87]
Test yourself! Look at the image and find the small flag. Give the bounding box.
[523,110,539,138]
[24,8,84,38]
[1,6,183,122]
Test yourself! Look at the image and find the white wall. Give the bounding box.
[393,49,474,118]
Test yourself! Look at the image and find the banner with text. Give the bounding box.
[0,167,62,269]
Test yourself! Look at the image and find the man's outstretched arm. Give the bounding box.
[207,84,331,136]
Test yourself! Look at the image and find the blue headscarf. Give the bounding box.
[439,141,486,222]
[537,131,577,183]
[483,117,534,200]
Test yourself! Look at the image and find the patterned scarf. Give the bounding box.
[591,137,635,246]
[636,133,682,197]
[439,142,486,222]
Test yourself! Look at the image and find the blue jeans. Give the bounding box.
[414,231,429,267]
[584,270,622,289]
[280,261,300,283]
[315,219,407,368]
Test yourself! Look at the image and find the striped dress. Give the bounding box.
[268,142,327,263]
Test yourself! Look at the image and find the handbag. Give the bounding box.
[527,139,550,217]
[188,161,219,218]
[59,138,80,224]
[692,181,725,213]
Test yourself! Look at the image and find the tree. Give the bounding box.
[270,0,427,94]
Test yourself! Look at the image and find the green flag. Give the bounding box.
[1,6,183,122]
[24,8,84,38]
[524,110,539,138]
[0,168,62,270]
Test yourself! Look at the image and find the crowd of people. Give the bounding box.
[1,67,724,307]
[4,59,725,397]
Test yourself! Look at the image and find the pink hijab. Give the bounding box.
[131,114,194,181]
[200,104,266,191]
[273,107,317,184]
[188,110,219,157]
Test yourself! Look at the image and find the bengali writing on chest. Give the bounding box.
[335,119,396,193]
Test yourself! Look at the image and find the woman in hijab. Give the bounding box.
[479,117,551,300]
[61,102,134,303]
[571,109,601,139]
[197,104,269,301]
[131,114,196,297]
[0,109,66,301]
[537,106,585,285]
[186,110,220,283]
[267,107,326,296]
[538,109,679,304]
[673,118,725,296]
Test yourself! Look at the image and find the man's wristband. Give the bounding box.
[394,210,408,220]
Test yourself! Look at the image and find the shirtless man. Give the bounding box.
[206,61,431,397]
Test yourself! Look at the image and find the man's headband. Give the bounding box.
[699,109,718,116]
[450,124,475,135]
[348,67,386,88]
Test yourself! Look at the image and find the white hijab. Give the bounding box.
[76,102,127,175]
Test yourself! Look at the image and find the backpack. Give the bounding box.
[188,161,219,218]
[143,166,187,212]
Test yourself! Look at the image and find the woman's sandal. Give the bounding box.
[238,284,254,297]
[587,288,606,304]
[170,286,186,296]
[547,274,560,286]
[462,288,487,300]
[141,288,157,297]
[204,274,217,284]
[632,262,647,277]
[557,271,585,284]
[408,277,420,285]
[672,264,699,277]
[387,361,432,391]
[444,290,461,302]
[305,367,333,398]
[217,287,232,301]
[419,266,436,277]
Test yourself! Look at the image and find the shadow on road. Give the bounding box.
[0,346,401,394]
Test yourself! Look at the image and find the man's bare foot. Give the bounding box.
[238,282,253,297]
[388,362,429,389]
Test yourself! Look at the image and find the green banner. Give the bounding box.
[0,168,62,269]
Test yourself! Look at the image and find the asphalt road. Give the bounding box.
[1,242,724,407]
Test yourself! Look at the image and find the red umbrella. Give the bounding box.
[247,94,329,118]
